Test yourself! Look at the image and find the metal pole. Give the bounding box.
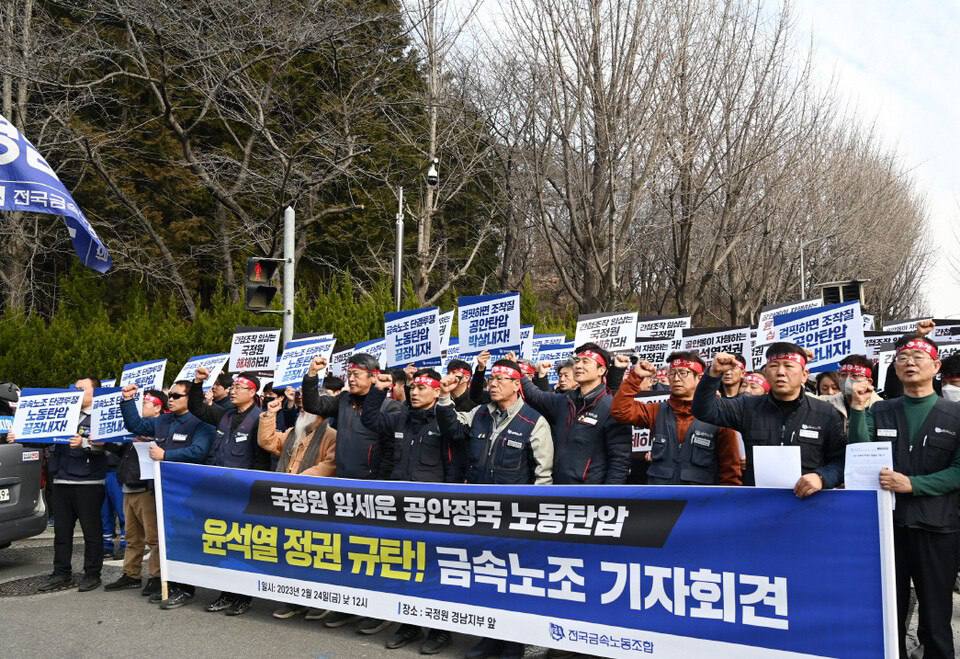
[283,206,295,345]
[799,241,806,299]
[394,186,404,312]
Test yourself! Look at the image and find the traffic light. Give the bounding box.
[245,257,279,311]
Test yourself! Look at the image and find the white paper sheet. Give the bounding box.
[134,441,157,481]
[844,443,894,490]
[752,445,801,488]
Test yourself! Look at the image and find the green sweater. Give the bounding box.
[848,393,960,497]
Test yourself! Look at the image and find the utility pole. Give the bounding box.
[283,206,295,345]
[394,187,404,312]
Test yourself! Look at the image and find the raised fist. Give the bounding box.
[849,381,875,411]
[917,319,936,336]
[404,364,418,382]
[308,356,328,377]
[475,350,492,371]
[613,353,632,369]
[710,353,739,377]
[440,374,460,395]
[121,384,138,401]
[537,361,552,377]
[374,373,394,391]
[633,360,657,379]
[266,397,283,414]
[194,367,209,384]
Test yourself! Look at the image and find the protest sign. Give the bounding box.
[385,307,441,368]
[0,416,14,434]
[532,334,567,362]
[157,463,896,658]
[536,343,575,386]
[574,312,638,352]
[457,292,521,356]
[229,328,281,372]
[936,340,960,361]
[173,354,230,390]
[749,342,767,371]
[876,347,896,393]
[630,392,670,453]
[90,387,135,443]
[120,359,167,392]
[329,348,354,379]
[756,299,823,344]
[519,326,535,360]
[275,338,337,389]
[11,388,84,443]
[633,338,672,367]
[101,379,117,388]
[635,316,691,341]
[679,327,751,363]
[863,332,901,360]
[771,301,866,373]
[354,338,387,370]
[439,310,455,351]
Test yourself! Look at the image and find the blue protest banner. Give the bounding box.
[119,359,167,391]
[90,387,135,443]
[156,463,895,658]
[10,388,84,443]
[535,343,575,386]
[385,307,441,368]
[275,338,336,389]
[173,354,230,391]
[354,338,387,370]
[457,292,521,356]
[0,114,111,272]
[772,301,866,373]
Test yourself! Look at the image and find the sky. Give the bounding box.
[784,0,960,317]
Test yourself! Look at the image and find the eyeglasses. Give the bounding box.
[488,376,517,384]
[895,353,933,365]
[167,393,186,400]
[667,369,694,379]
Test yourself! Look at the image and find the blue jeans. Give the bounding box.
[100,471,125,549]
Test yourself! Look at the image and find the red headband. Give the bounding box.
[347,362,380,376]
[449,368,472,380]
[744,373,770,392]
[767,352,807,367]
[518,362,537,378]
[411,375,441,389]
[669,358,704,375]
[144,394,164,408]
[490,365,522,380]
[839,364,871,379]
[577,350,607,368]
[896,340,938,360]
[234,376,257,391]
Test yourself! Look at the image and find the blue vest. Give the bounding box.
[466,403,542,485]
[647,402,722,485]
[154,413,205,452]
[210,407,258,468]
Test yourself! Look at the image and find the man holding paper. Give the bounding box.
[848,333,960,659]
[692,342,846,497]
[117,381,215,607]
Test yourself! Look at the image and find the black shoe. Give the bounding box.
[500,642,524,659]
[36,574,74,593]
[386,624,422,649]
[205,594,235,612]
[465,637,504,659]
[104,574,141,591]
[323,611,359,628]
[224,598,252,616]
[141,577,161,597]
[420,629,452,655]
[159,589,194,610]
[357,617,391,635]
[77,575,101,592]
[149,590,164,604]
[272,603,307,619]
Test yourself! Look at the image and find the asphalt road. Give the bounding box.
[2,529,959,658]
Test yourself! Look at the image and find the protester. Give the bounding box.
[720,354,746,398]
[20,377,108,593]
[436,358,553,659]
[552,359,577,393]
[210,373,236,411]
[612,352,741,485]
[941,353,960,403]
[739,372,769,396]
[300,352,402,634]
[356,368,456,653]
[819,355,881,431]
[443,359,477,412]
[816,371,841,397]
[848,333,960,659]
[259,395,336,622]
[518,343,631,484]
[691,344,845,496]
[116,380,215,606]
[188,368,270,615]
[322,375,345,395]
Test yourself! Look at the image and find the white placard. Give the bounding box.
[756,298,823,344]
[229,329,281,372]
[354,338,387,370]
[770,301,866,373]
[752,446,801,489]
[385,306,441,368]
[119,359,167,391]
[173,354,230,390]
[90,388,135,443]
[574,311,638,352]
[275,337,337,389]
[11,389,84,443]
[680,327,752,363]
[518,326,535,360]
[457,292,521,356]
[135,441,157,480]
[634,338,672,367]
[438,311,455,352]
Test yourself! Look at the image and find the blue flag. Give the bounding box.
[0,114,111,272]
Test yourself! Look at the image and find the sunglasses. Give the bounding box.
[167,393,186,400]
